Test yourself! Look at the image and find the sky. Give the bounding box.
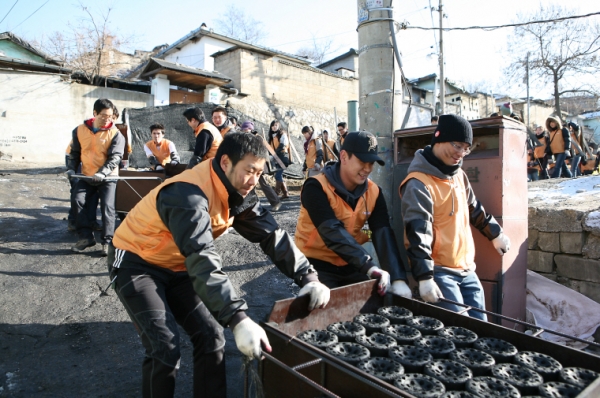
[2,0,599,99]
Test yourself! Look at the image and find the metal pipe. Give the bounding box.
[439,297,600,348]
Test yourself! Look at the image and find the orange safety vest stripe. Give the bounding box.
[112,160,233,272]
[294,174,379,266]
[220,126,231,138]
[400,171,475,270]
[146,139,172,166]
[306,139,321,169]
[76,124,119,176]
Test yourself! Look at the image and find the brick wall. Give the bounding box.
[528,208,600,303]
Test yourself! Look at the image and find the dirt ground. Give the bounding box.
[0,161,304,397]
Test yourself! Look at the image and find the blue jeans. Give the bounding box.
[434,269,487,321]
[552,153,572,178]
[274,169,284,182]
[571,155,581,177]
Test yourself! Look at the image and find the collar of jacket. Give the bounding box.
[211,158,258,215]
[422,145,462,177]
[322,161,369,202]
[84,118,114,131]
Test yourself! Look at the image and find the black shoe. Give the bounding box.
[100,244,108,257]
[67,220,76,232]
[71,238,96,253]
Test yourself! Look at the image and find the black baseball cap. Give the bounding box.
[341,131,385,166]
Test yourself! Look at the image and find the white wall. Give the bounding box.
[0,70,153,164]
[163,36,231,71]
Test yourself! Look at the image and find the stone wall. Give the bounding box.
[527,179,600,304]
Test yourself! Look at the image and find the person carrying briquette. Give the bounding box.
[183,107,223,169]
[302,125,324,177]
[66,98,125,256]
[295,131,412,298]
[546,116,572,178]
[143,122,180,171]
[268,119,291,199]
[400,114,511,320]
[109,132,330,398]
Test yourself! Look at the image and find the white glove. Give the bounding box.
[419,279,443,303]
[390,280,412,299]
[156,165,164,171]
[565,149,571,155]
[65,169,75,179]
[232,318,271,359]
[366,266,390,296]
[492,233,511,256]
[298,281,330,311]
[92,173,105,182]
[170,160,179,165]
[313,163,322,172]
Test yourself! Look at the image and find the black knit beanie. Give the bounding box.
[431,114,473,146]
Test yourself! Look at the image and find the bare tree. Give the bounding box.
[38,3,136,83]
[296,37,338,65]
[505,5,600,120]
[214,5,268,45]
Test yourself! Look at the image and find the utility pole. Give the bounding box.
[439,0,445,114]
[526,52,530,127]
[356,0,403,213]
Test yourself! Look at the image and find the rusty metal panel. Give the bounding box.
[263,281,600,397]
[115,170,163,213]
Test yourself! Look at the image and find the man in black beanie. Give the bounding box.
[399,114,510,320]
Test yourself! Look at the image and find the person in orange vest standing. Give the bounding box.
[295,131,412,298]
[143,123,180,171]
[66,98,125,256]
[546,116,572,178]
[109,132,330,397]
[301,126,324,177]
[322,129,340,162]
[337,122,349,146]
[400,114,510,320]
[183,107,222,169]
[212,106,231,137]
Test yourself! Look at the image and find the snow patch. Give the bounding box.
[528,176,600,204]
[584,211,600,230]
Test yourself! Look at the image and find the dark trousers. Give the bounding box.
[66,156,98,223]
[73,179,116,243]
[258,175,280,206]
[115,265,226,398]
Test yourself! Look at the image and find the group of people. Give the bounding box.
[527,116,596,180]
[66,98,509,397]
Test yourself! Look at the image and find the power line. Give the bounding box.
[400,11,600,31]
[0,0,19,25]
[12,0,49,30]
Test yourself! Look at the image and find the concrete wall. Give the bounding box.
[0,70,153,164]
[214,48,358,137]
[163,36,230,71]
[528,208,600,304]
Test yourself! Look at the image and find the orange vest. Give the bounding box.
[76,124,119,176]
[194,122,223,161]
[306,139,321,169]
[534,136,547,159]
[294,174,379,266]
[273,135,288,152]
[400,171,475,271]
[146,139,172,166]
[112,160,233,272]
[549,129,565,155]
[323,139,336,161]
[220,126,231,138]
[581,153,596,172]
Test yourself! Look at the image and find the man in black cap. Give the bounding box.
[294,131,412,297]
[399,114,510,320]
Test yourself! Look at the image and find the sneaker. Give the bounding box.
[71,238,96,253]
[100,244,108,257]
[67,220,76,232]
[271,202,282,212]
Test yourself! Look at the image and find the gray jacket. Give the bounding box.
[400,148,502,280]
